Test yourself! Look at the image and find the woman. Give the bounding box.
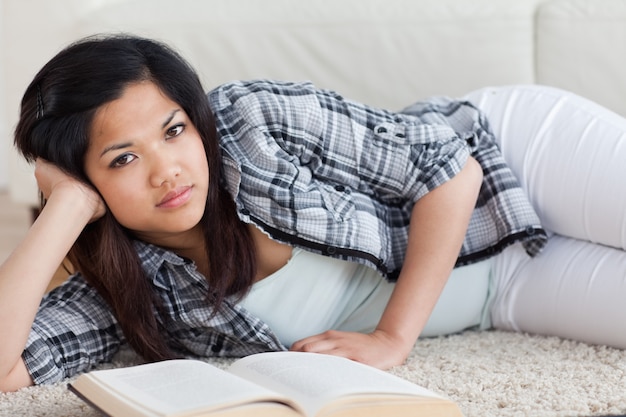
[0,34,603,392]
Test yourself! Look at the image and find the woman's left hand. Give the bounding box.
[289,329,411,370]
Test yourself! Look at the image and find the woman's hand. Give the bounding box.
[290,329,411,370]
[34,158,106,222]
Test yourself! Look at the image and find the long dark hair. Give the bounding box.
[14,34,256,361]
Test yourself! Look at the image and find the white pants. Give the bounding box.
[465,85,626,348]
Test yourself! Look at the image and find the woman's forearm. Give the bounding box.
[375,157,483,361]
[0,189,93,380]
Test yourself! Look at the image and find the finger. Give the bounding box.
[292,341,365,365]
[290,337,335,353]
[290,329,348,349]
[291,331,345,352]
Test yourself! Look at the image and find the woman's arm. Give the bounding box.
[291,157,483,369]
[0,160,105,391]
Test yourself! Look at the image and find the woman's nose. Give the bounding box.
[149,152,181,187]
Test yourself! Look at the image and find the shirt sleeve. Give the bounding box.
[22,274,124,385]
[211,79,464,203]
[210,79,469,276]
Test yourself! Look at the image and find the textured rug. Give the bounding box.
[1,330,625,417]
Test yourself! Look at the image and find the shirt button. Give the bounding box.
[326,246,337,255]
[525,226,536,235]
[376,126,388,134]
[335,185,345,192]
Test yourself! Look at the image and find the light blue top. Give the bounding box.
[240,247,493,347]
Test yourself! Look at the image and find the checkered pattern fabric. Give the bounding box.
[213,80,546,278]
[23,242,286,385]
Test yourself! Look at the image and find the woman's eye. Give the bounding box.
[110,153,136,168]
[166,123,185,139]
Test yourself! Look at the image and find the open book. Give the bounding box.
[68,351,462,417]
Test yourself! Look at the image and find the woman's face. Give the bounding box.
[84,81,209,246]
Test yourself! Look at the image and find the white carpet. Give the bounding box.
[1,330,625,417]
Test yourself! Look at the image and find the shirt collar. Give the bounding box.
[133,240,188,291]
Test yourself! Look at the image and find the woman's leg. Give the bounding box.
[466,85,626,250]
[491,236,626,349]
[465,85,626,348]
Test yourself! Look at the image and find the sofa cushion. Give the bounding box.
[537,0,626,117]
[75,0,539,108]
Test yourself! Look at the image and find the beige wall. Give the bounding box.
[1,0,130,202]
[0,0,7,190]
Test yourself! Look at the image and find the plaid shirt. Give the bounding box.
[23,241,286,385]
[213,80,546,278]
[23,80,546,384]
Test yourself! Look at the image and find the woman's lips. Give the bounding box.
[157,186,192,208]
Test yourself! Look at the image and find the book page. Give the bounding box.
[228,352,443,417]
[78,359,297,416]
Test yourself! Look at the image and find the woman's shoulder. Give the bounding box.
[207,79,337,111]
[208,79,317,96]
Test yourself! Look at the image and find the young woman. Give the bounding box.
[1,34,622,392]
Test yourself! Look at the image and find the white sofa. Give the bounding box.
[3,0,626,206]
[4,0,626,341]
